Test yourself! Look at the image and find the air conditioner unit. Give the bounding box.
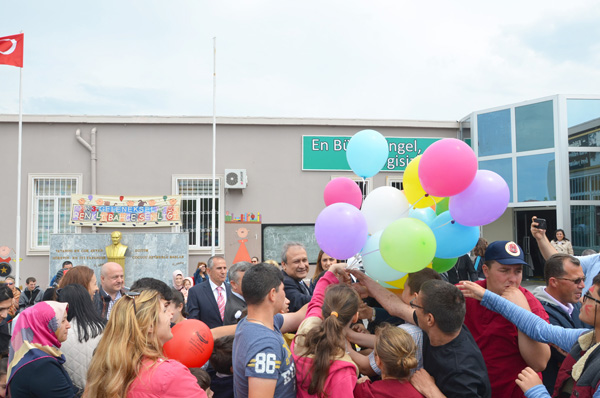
[225,169,247,189]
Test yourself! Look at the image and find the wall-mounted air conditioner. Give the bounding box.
[225,169,247,189]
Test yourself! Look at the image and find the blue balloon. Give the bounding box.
[429,211,480,259]
[409,207,436,226]
[361,231,407,282]
[346,129,389,178]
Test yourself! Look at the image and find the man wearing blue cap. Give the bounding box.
[463,240,550,398]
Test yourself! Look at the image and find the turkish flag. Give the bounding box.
[0,33,24,67]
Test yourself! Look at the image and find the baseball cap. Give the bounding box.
[484,240,532,268]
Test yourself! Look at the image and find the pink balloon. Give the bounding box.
[449,170,510,226]
[324,177,363,209]
[418,138,477,197]
[315,203,368,260]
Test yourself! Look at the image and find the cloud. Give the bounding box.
[2,0,600,120]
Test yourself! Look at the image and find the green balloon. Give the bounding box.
[379,218,436,273]
[435,197,449,215]
[431,257,458,273]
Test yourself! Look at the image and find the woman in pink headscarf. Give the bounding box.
[7,301,76,397]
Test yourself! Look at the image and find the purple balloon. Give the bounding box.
[449,170,510,226]
[315,203,368,260]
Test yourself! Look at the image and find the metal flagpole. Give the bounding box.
[15,66,23,287]
[211,37,216,256]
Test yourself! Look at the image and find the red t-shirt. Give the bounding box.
[463,280,549,398]
[353,379,424,398]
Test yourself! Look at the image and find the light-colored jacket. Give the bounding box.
[61,318,103,390]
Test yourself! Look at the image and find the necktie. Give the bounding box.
[217,286,225,321]
[300,281,310,295]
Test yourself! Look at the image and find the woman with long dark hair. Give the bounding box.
[310,250,339,291]
[193,262,209,285]
[57,284,106,392]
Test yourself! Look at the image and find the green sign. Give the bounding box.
[302,136,442,172]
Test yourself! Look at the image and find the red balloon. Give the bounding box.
[163,319,214,368]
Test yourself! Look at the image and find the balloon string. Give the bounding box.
[361,248,380,257]
[409,193,429,211]
[432,219,456,230]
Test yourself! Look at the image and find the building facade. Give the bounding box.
[0,115,459,286]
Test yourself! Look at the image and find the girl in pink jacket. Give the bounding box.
[292,262,361,397]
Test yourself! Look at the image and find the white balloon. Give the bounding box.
[361,186,410,234]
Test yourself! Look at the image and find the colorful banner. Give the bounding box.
[70,195,181,227]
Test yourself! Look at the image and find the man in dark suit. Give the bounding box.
[187,255,231,328]
[224,261,252,325]
[281,242,312,312]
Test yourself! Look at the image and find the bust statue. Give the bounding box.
[105,231,128,270]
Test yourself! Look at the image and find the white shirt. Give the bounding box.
[208,278,227,305]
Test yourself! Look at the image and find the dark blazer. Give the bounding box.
[94,286,128,321]
[282,270,312,313]
[187,279,231,329]
[223,293,246,326]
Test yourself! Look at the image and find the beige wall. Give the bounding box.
[481,207,515,243]
[0,115,459,287]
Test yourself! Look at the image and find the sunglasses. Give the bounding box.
[583,292,600,305]
[556,277,585,285]
[409,298,424,310]
[5,282,13,286]
[124,291,141,314]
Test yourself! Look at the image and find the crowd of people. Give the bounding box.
[0,217,599,397]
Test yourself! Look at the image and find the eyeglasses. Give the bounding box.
[556,277,585,285]
[409,298,424,310]
[583,292,600,305]
[5,282,13,286]
[124,291,141,314]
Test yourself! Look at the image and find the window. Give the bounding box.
[174,176,223,251]
[386,176,403,191]
[28,174,80,253]
[516,153,556,202]
[479,158,513,203]
[477,109,511,156]
[515,100,554,152]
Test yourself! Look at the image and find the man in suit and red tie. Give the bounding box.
[187,255,232,328]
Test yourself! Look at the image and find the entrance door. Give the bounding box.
[515,209,556,278]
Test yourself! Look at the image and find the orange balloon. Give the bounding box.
[164,319,214,368]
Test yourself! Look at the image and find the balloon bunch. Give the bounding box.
[315,131,510,289]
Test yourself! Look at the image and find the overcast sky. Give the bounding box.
[1,1,600,121]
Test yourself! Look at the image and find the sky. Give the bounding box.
[1,1,600,121]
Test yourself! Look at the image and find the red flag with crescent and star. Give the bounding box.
[0,33,24,67]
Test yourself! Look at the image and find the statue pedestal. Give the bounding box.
[49,233,189,287]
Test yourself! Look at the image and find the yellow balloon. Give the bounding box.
[384,263,434,290]
[403,156,443,208]
[386,274,409,289]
